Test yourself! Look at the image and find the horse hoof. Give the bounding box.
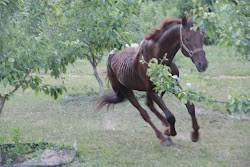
[164,128,177,136]
[171,130,177,136]
[164,128,171,136]
[161,139,171,146]
[191,131,199,142]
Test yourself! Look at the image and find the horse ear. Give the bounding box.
[182,16,187,27]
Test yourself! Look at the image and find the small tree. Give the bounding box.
[66,0,139,95]
[0,0,82,114]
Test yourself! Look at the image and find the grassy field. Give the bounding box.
[0,46,249,166]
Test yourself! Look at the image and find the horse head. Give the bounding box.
[180,16,208,72]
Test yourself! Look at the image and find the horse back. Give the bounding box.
[107,47,147,91]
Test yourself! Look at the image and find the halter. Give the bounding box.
[180,26,204,58]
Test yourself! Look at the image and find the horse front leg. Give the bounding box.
[177,84,200,142]
[185,101,200,142]
[149,91,177,137]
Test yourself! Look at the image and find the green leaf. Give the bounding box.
[210,12,216,18]
[0,2,7,6]
[35,88,40,96]
[8,58,15,62]
[181,97,188,104]
[3,77,8,87]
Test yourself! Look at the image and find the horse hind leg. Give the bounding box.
[149,91,177,137]
[124,90,171,146]
[146,94,174,145]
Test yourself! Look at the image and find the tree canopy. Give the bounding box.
[0,0,139,113]
[0,0,76,113]
[192,0,249,59]
[65,0,139,94]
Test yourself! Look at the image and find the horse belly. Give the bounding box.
[116,66,146,91]
[111,52,146,91]
[119,75,146,91]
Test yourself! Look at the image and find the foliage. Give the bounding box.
[126,0,184,42]
[143,57,249,114]
[142,57,213,105]
[62,0,139,94]
[226,90,250,114]
[71,0,139,54]
[8,128,33,156]
[126,0,213,43]
[0,128,69,164]
[192,0,250,59]
[0,128,34,156]
[0,0,81,113]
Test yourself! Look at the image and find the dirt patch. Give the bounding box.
[64,92,99,103]
[1,149,76,166]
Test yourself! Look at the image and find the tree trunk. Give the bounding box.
[93,65,103,95]
[85,54,104,95]
[0,94,5,115]
[0,95,4,163]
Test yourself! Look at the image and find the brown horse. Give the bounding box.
[96,16,208,146]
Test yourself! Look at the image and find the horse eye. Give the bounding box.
[186,38,190,42]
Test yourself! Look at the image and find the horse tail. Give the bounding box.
[95,53,125,111]
[95,91,125,111]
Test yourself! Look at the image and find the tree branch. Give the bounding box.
[96,52,104,66]
[207,100,228,104]
[0,93,6,115]
[92,54,95,65]
[10,68,32,95]
[84,54,95,67]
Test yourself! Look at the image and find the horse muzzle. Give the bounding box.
[195,60,208,72]
[191,52,208,72]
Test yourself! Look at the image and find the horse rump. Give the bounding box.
[95,52,126,112]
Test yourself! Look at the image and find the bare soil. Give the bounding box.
[0,149,76,166]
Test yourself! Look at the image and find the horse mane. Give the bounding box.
[144,17,186,41]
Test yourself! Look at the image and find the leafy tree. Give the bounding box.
[65,0,139,95]
[0,0,81,114]
[192,0,249,59]
[0,0,140,114]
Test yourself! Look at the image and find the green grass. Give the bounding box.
[0,46,249,166]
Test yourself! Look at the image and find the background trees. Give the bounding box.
[192,0,249,59]
[64,0,139,95]
[0,0,139,113]
[0,0,79,114]
[0,0,249,114]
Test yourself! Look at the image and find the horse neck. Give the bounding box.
[156,24,181,63]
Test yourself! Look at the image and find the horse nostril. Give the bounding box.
[198,62,202,67]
